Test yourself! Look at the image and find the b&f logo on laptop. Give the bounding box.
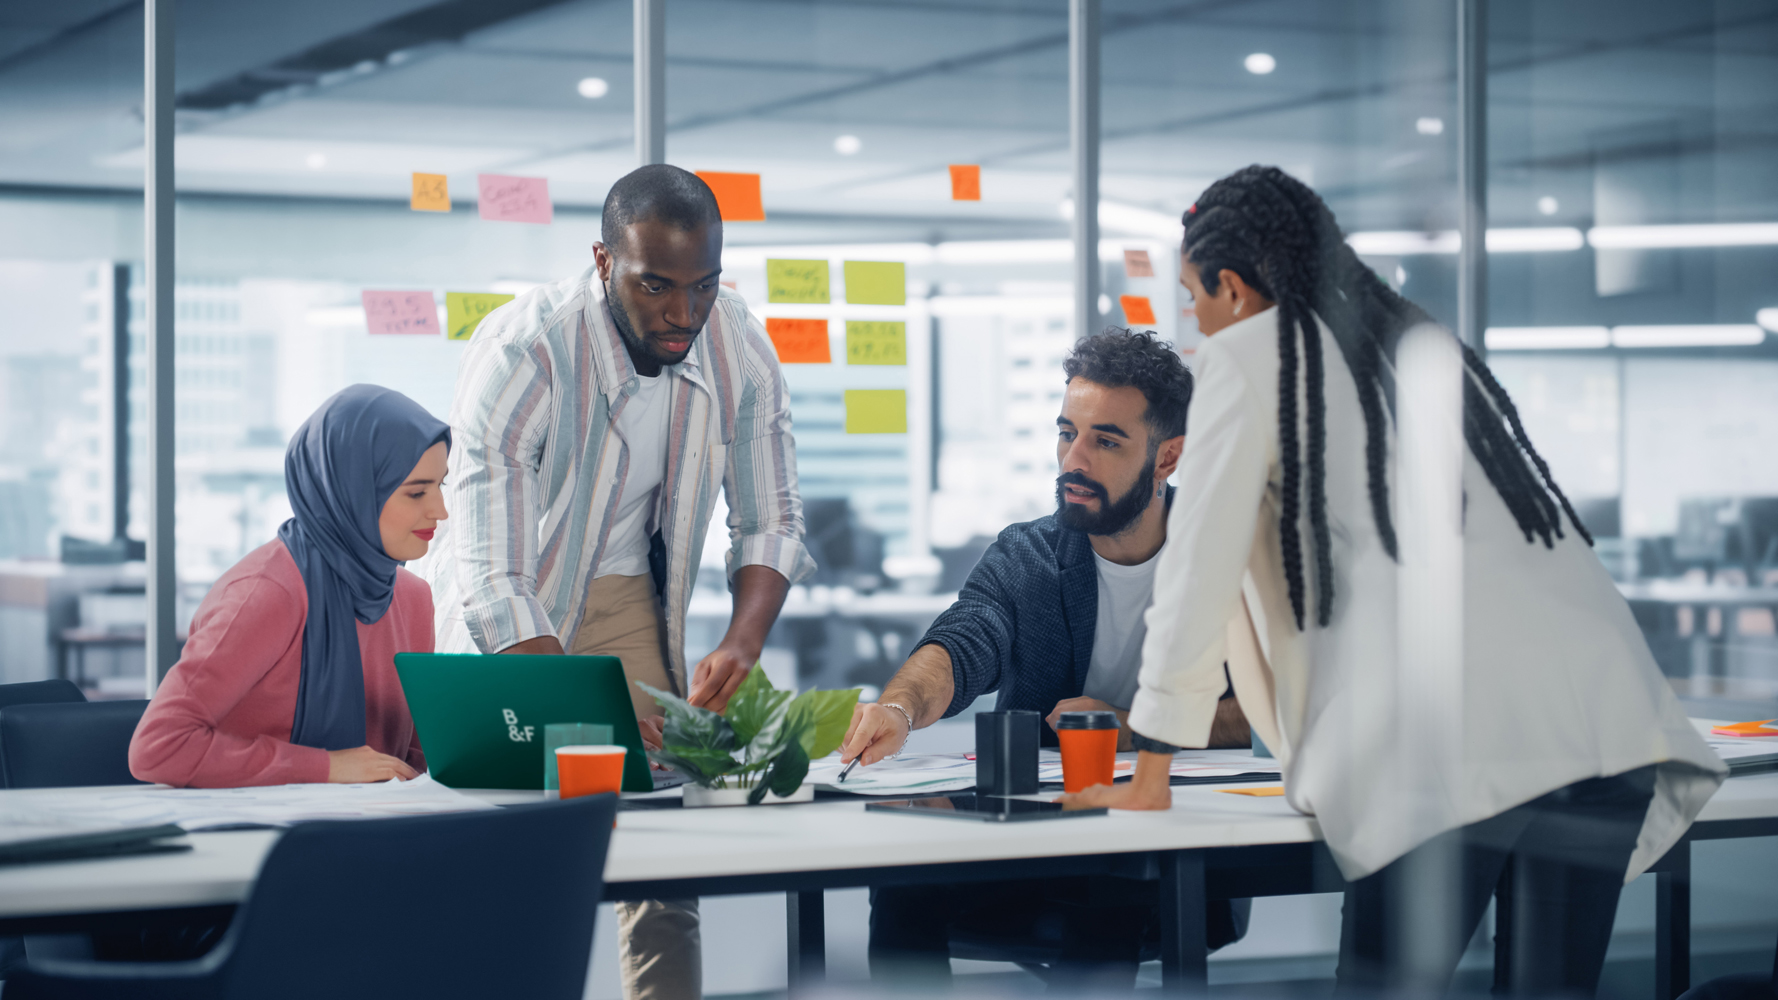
[502,709,536,743]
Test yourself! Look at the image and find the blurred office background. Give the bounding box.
[1,0,1775,994]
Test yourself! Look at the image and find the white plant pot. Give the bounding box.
[681,782,814,807]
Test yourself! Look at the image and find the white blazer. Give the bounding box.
[1128,305,1724,882]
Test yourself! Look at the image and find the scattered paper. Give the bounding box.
[766,259,830,304]
[765,317,831,363]
[697,171,766,222]
[846,321,906,365]
[477,174,553,224]
[1119,294,1157,325]
[1706,734,1778,772]
[1123,249,1153,277]
[844,261,906,305]
[949,164,981,201]
[411,172,450,213]
[0,774,494,834]
[1036,750,1281,784]
[845,389,907,434]
[809,754,976,795]
[361,290,439,335]
[445,292,515,341]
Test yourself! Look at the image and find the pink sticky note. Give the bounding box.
[361,290,439,335]
[477,174,553,224]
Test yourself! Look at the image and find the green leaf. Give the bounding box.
[786,687,862,759]
[638,681,739,786]
[723,665,792,746]
[750,738,809,804]
[647,745,736,788]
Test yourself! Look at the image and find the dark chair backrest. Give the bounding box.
[0,700,149,788]
[220,794,616,1000]
[0,679,86,709]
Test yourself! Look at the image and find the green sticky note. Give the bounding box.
[844,389,907,434]
[766,259,830,304]
[445,292,515,341]
[843,260,906,305]
[846,321,906,365]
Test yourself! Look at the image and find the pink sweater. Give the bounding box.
[130,539,432,787]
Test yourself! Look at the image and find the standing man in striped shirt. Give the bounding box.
[426,164,816,1000]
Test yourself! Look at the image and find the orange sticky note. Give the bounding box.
[1711,719,1778,737]
[1120,295,1157,325]
[697,171,766,221]
[949,164,981,201]
[1219,786,1285,797]
[1123,249,1153,277]
[765,318,831,364]
[411,173,449,212]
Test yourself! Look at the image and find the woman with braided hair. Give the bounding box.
[1063,166,1723,992]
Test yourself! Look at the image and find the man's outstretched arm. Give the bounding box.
[839,643,956,766]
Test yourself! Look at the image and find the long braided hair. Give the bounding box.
[1182,165,1591,631]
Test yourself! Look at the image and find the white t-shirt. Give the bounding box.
[595,373,672,578]
[1081,547,1161,710]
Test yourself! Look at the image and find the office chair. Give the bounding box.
[0,679,86,709]
[8,793,618,1000]
[0,700,149,788]
[947,894,1249,984]
[0,680,90,978]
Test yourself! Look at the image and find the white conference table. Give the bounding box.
[2,773,1776,997]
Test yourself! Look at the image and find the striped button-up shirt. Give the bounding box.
[424,264,816,686]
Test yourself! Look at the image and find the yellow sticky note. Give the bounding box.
[843,261,905,305]
[1219,786,1285,797]
[767,259,830,304]
[846,321,906,365]
[844,389,906,434]
[411,173,450,212]
[445,292,515,341]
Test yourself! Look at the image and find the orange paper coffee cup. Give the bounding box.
[556,745,626,800]
[1056,711,1119,793]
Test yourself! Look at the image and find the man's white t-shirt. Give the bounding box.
[1081,547,1161,710]
[595,372,672,578]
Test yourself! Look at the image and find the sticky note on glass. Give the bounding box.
[765,318,831,363]
[1219,786,1285,797]
[411,173,449,212]
[477,174,553,224]
[697,171,766,221]
[1123,249,1153,277]
[445,292,515,341]
[846,321,906,365]
[949,164,981,201]
[1120,295,1157,325]
[766,259,829,304]
[844,261,905,305]
[362,291,438,335]
[845,390,906,434]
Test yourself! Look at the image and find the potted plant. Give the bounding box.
[640,667,860,806]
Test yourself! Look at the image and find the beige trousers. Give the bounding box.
[570,574,700,1000]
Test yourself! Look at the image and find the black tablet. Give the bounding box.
[865,794,1106,822]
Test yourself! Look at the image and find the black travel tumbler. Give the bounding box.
[975,710,1040,796]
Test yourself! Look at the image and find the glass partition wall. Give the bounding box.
[1,0,1775,706]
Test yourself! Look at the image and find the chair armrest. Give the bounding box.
[6,951,226,1000]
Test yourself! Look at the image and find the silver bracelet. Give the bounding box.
[879,702,914,760]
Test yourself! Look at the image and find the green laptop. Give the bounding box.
[394,653,655,792]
